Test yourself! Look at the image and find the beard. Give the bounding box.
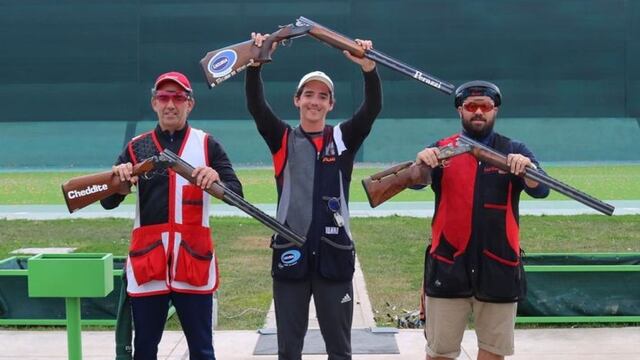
[462,114,495,139]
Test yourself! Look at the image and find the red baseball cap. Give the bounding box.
[153,71,193,92]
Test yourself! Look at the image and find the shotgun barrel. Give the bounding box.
[160,150,307,246]
[457,134,615,216]
[297,16,455,95]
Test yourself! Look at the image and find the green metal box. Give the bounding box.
[518,253,640,323]
[28,253,114,298]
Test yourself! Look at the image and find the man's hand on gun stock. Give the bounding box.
[416,147,441,168]
[112,163,137,194]
[249,32,277,67]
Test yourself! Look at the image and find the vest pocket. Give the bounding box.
[129,239,166,285]
[271,234,308,280]
[182,185,204,226]
[477,249,524,301]
[174,237,213,287]
[318,236,355,281]
[424,246,471,297]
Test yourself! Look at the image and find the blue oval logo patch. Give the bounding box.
[281,250,301,266]
[208,49,237,77]
[212,57,229,71]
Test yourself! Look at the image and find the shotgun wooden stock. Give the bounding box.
[61,158,157,213]
[362,162,432,208]
[362,143,472,207]
[200,24,311,88]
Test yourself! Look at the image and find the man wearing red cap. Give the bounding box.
[102,71,243,360]
[415,81,549,360]
[245,33,382,360]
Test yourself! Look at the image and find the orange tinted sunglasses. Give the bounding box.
[462,101,495,113]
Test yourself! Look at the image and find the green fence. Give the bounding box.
[2,1,639,168]
[1,0,639,123]
[3,118,638,168]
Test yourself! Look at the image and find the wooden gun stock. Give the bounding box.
[200,23,311,88]
[61,158,156,213]
[362,162,432,208]
[362,143,472,207]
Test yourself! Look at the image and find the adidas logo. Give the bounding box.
[340,293,352,304]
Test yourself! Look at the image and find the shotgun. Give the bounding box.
[61,150,307,246]
[200,16,455,94]
[363,136,615,216]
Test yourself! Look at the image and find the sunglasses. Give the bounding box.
[462,101,495,113]
[153,90,191,104]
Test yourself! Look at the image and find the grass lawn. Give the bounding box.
[1,164,639,204]
[1,215,638,329]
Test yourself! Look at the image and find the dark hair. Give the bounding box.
[454,80,501,107]
[294,85,334,102]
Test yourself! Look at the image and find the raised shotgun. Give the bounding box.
[200,16,454,94]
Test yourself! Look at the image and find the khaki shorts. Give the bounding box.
[424,296,517,358]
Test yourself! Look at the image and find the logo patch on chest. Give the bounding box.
[325,226,340,234]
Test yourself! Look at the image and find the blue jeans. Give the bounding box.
[131,292,215,360]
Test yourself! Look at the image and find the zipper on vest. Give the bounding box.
[469,160,483,289]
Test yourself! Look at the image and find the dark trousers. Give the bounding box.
[273,275,353,360]
[131,292,215,360]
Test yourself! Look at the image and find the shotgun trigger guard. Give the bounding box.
[279,38,293,47]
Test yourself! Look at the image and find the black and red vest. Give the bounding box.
[424,133,526,302]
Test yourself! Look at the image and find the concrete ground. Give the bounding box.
[1,327,638,359]
[1,257,639,359]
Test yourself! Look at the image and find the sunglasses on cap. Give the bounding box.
[153,90,192,104]
[462,101,495,113]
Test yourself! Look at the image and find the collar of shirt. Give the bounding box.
[155,123,189,143]
[462,129,495,146]
[302,129,324,152]
[155,122,189,151]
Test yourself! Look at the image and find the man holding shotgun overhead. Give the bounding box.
[246,33,382,360]
[414,81,549,360]
[101,71,242,360]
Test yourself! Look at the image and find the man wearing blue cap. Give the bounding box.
[415,81,549,360]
